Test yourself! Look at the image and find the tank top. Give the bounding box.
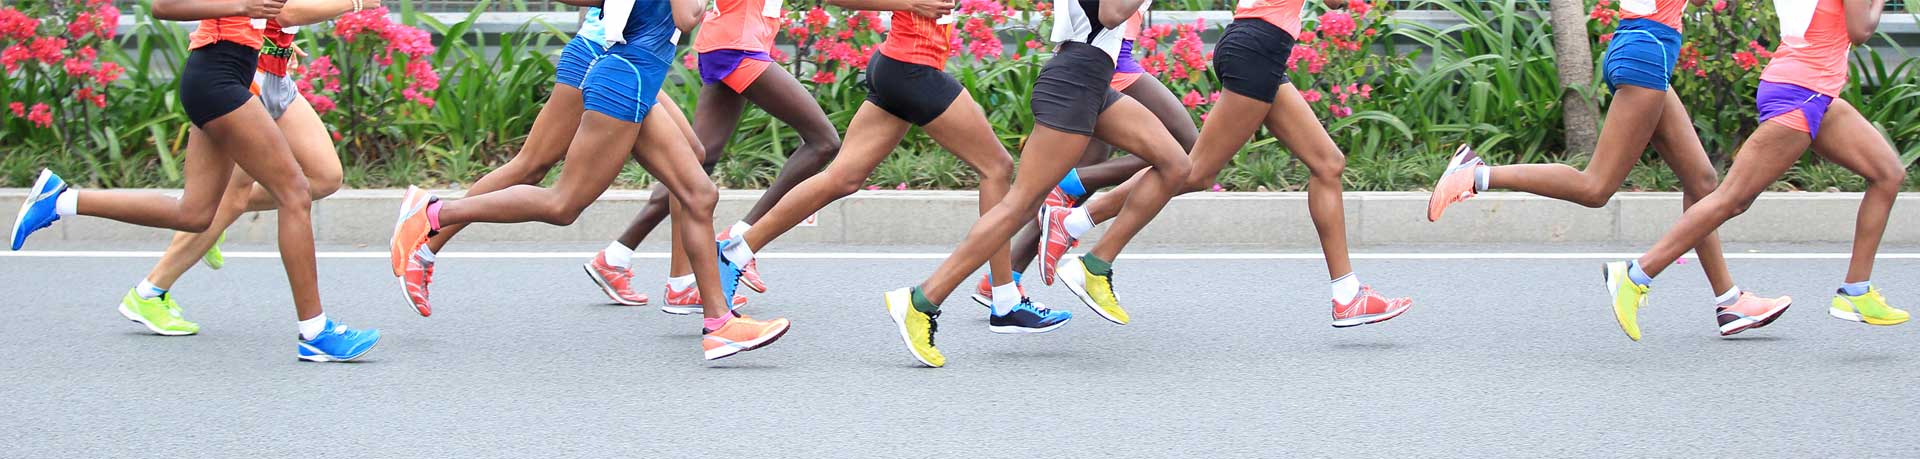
[1760,0,1849,96]
[878,11,956,70]
[1233,0,1304,39]
[694,0,780,53]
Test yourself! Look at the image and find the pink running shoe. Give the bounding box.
[1427,144,1483,222]
[1332,286,1413,328]
[662,282,749,315]
[583,251,649,306]
[401,248,434,317]
[1036,206,1077,286]
[1717,293,1792,336]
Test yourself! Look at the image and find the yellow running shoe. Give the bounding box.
[1830,287,1909,326]
[1603,261,1649,341]
[1057,255,1130,325]
[884,288,945,367]
[118,289,200,336]
[202,232,226,270]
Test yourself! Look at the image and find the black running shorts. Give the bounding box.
[1213,18,1295,104]
[1031,41,1123,136]
[179,41,260,128]
[864,51,964,126]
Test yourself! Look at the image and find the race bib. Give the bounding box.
[1621,0,1656,15]
[936,12,957,25]
[762,0,782,18]
[1238,0,1256,9]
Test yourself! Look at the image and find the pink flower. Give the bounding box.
[6,101,22,117]
[1358,84,1372,99]
[305,94,336,114]
[810,70,837,84]
[1,44,27,72]
[1208,91,1222,103]
[1210,183,1223,192]
[1025,40,1042,50]
[1182,90,1202,109]
[1301,89,1323,103]
[1316,11,1356,38]
[334,7,392,42]
[1349,0,1372,17]
[0,8,40,42]
[683,51,698,70]
[28,37,66,64]
[1713,0,1728,12]
[63,56,93,78]
[1599,32,1613,44]
[26,102,51,127]
[865,185,879,191]
[895,182,908,191]
[1330,104,1352,118]
[94,4,119,39]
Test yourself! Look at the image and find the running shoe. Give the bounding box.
[1044,186,1077,208]
[1036,205,1078,286]
[702,315,791,360]
[716,228,767,294]
[1830,287,1909,326]
[11,168,68,251]
[1427,144,1483,222]
[202,232,226,270]
[1716,293,1792,336]
[662,282,749,315]
[1331,286,1414,328]
[401,248,433,317]
[297,319,380,362]
[1604,261,1651,341]
[883,287,945,367]
[970,274,995,307]
[118,289,200,336]
[583,251,648,306]
[989,298,1072,334]
[1056,255,1129,325]
[389,186,435,277]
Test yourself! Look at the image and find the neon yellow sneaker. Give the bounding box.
[883,288,945,367]
[1057,255,1130,325]
[1830,287,1909,326]
[117,289,200,336]
[202,232,225,270]
[1603,261,1649,341]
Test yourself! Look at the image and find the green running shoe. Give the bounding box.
[118,289,200,336]
[202,232,226,270]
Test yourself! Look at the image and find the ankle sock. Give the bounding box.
[425,200,444,231]
[1627,260,1654,286]
[298,314,327,341]
[1331,273,1360,304]
[603,241,634,269]
[1715,286,1742,306]
[55,191,77,217]
[1841,280,1872,296]
[1064,207,1094,237]
[991,282,1020,315]
[727,221,752,239]
[669,274,696,291]
[1080,254,1113,276]
[1057,169,1087,198]
[1473,166,1491,192]
[723,237,755,265]
[910,286,940,314]
[415,246,435,263]
[136,279,167,299]
[703,312,733,332]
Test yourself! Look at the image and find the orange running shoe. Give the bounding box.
[1426,144,1483,222]
[662,282,748,315]
[1044,186,1076,208]
[583,251,648,306]
[1332,286,1414,328]
[969,273,1028,308]
[1036,206,1077,286]
[400,248,433,317]
[702,315,791,360]
[1717,293,1792,336]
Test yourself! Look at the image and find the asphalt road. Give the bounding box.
[5,243,1919,457]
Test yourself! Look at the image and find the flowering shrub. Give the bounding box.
[297,6,440,157]
[1588,0,1778,157]
[1,1,121,133]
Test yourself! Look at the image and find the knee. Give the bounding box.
[1158,157,1194,188]
[176,213,215,233]
[1867,165,1907,192]
[1726,194,1759,218]
[802,137,842,163]
[678,181,720,219]
[500,157,552,185]
[306,171,343,201]
[976,156,1014,186]
[1307,151,1347,182]
[1676,170,1719,200]
[1572,181,1618,208]
[827,171,867,199]
[275,175,313,207]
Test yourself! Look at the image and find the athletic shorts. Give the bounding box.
[556,36,607,89]
[581,48,668,123]
[1213,19,1294,103]
[699,50,773,93]
[1756,80,1832,140]
[1032,41,1124,136]
[863,51,964,126]
[250,71,299,120]
[1601,18,1680,92]
[179,41,259,128]
[1111,39,1145,90]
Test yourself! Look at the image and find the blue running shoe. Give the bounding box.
[989,298,1072,334]
[297,319,381,362]
[715,241,744,311]
[11,168,68,251]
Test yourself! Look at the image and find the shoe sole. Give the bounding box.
[1037,206,1058,286]
[12,169,53,251]
[704,321,791,361]
[582,264,647,306]
[971,294,991,308]
[1720,300,1792,336]
[660,304,700,315]
[1604,263,1640,341]
[885,290,942,367]
[1832,306,1910,326]
[397,281,431,317]
[989,321,1067,334]
[117,303,196,336]
[1331,301,1414,328]
[1059,260,1127,325]
[1427,145,1475,222]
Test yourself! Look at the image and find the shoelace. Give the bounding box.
[1017,298,1051,314]
[924,310,940,346]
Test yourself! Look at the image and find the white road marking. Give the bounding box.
[1,251,1915,260]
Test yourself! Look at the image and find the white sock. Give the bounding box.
[991,282,1020,315]
[1331,273,1361,304]
[55,191,77,217]
[668,274,696,291]
[1064,207,1094,237]
[1473,166,1491,192]
[1715,286,1742,306]
[602,241,634,269]
[136,279,167,299]
[728,221,752,239]
[414,246,435,263]
[723,237,755,264]
[297,313,327,341]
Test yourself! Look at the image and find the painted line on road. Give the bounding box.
[2,251,1915,260]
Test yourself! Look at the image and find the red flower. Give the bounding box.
[305,94,336,114]
[63,56,94,78]
[28,37,66,64]
[0,8,39,42]
[1748,40,1772,59]
[1713,0,1728,12]
[1301,89,1323,103]
[1181,90,1202,109]
[0,44,27,72]
[1598,32,1613,44]
[1362,28,1377,37]
[787,25,810,42]
[334,7,392,42]
[26,102,51,127]
[1589,2,1616,24]
[6,101,22,117]
[1350,0,1372,17]
[804,7,831,30]
[810,70,836,84]
[1025,40,1042,50]
[1297,30,1317,43]
[1316,11,1356,38]
[1732,51,1757,70]
[683,51,698,70]
[94,4,119,39]
[1330,104,1352,118]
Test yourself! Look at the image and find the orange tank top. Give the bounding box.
[1234,0,1304,39]
[188,16,265,50]
[1618,0,1686,32]
[878,11,955,70]
[1760,0,1850,96]
[693,0,780,53]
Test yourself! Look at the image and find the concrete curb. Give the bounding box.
[4,190,1915,247]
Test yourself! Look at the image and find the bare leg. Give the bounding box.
[428,84,586,252]
[1265,84,1354,279]
[620,110,730,318]
[74,129,233,232]
[1636,123,1810,276]
[918,124,1087,303]
[919,90,1017,285]
[1805,99,1906,283]
[742,102,911,251]
[1485,86,1668,208]
[737,65,842,223]
[1645,90,1736,295]
[1082,97,1194,262]
[202,102,322,320]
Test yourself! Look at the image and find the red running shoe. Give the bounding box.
[1426,144,1483,222]
[663,282,749,315]
[1332,286,1413,328]
[1044,186,1076,208]
[401,248,434,317]
[1036,206,1077,286]
[583,251,649,306]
